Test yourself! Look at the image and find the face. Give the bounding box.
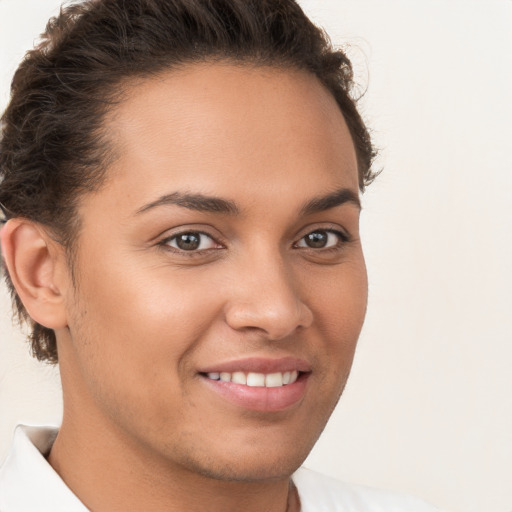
[58,63,367,481]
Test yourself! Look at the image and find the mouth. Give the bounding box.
[198,357,311,412]
[201,370,300,388]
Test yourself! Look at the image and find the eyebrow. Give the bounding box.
[300,188,361,215]
[135,192,240,216]
[135,187,360,217]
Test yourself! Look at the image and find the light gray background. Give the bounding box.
[1,1,511,511]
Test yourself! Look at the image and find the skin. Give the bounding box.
[3,63,367,511]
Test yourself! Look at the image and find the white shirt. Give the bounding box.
[0,425,444,512]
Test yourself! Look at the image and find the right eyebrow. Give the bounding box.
[135,191,240,216]
[300,187,361,216]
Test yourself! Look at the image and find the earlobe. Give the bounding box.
[1,219,68,330]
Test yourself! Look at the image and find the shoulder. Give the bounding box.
[293,467,441,512]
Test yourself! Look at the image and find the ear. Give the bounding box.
[1,218,68,330]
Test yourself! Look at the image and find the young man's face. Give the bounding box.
[57,64,367,481]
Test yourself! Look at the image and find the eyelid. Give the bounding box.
[157,228,225,254]
[294,231,344,249]
[293,224,350,246]
[154,223,351,256]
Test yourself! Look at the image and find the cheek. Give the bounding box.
[77,253,218,340]
[310,254,368,332]
[68,253,224,398]
[306,255,368,377]
[65,264,226,436]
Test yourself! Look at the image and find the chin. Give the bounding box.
[172,431,316,483]
[186,454,306,483]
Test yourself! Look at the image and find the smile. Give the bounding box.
[198,358,311,412]
[205,370,299,388]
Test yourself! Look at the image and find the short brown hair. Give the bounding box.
[0,0,377,363]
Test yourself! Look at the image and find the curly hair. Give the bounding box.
[0,0,377,364]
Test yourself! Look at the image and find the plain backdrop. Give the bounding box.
[1,1,511,511]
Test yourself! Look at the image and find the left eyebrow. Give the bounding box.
[300,188,361,215]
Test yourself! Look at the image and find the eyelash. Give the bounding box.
[158,231,223,257]
[158,227,350,256]
[294,228,349,252]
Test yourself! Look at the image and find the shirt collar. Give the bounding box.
[0,425,88,512]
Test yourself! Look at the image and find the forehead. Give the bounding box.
[85,63,359,216]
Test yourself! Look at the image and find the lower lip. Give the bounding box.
[200,373,309,412]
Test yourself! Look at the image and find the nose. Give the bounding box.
[224,253,314,341]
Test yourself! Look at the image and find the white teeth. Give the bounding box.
[220,372,231,382]
[265,372,283,387]
[247,372,265,387]
[206,370,301,387]
[231,371,247,385]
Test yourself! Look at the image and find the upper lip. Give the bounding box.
[198,356,312,374]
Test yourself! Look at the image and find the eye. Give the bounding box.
[295,229,346,249]
[163,232,219,252]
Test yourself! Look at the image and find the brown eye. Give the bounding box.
[176,233,200,250]
[304,231,328,248]
[296,229,345,249]
[165,232,218,251]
